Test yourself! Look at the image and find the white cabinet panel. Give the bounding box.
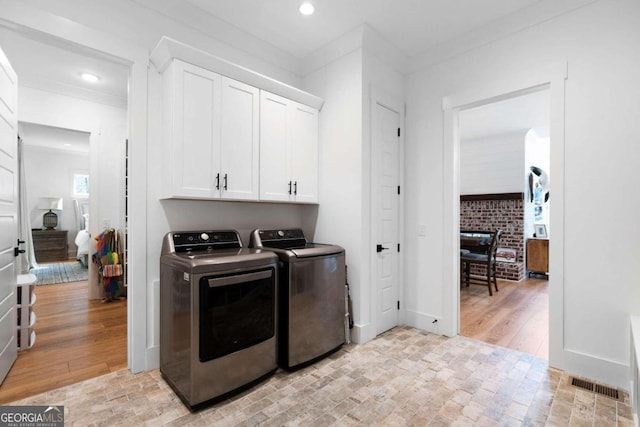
[220,77,259,200]
[260,91,318,204]
[259,92,290,202]
[164,60,221,199]
[289,104,318,203]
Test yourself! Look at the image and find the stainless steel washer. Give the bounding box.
[160,230,278,410]
[249,228,345,369]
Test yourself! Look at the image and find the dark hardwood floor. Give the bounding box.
[0,280,127,404]
[460,277,549,359]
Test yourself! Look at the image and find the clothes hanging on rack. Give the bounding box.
[92,228,124,302]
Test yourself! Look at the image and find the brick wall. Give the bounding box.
[460,195,525,281]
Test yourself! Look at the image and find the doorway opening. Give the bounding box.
[457,89,551,359]
[0,24,129,403]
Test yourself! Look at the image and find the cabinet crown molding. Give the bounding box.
[150,37,323,110]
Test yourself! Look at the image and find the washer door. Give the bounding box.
[199,268,275,362]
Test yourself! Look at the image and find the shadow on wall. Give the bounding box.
[159,199,319,245]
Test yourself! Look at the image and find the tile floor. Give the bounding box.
[9,326,632,426]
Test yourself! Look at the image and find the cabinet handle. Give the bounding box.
[223,174,228,191]
[294,181,297,195]
[288,180,292,195]
[215,173,220,190]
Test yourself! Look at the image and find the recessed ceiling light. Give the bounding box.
[80,72,100,83]
[299,2,314,15]
[64,143,71,147]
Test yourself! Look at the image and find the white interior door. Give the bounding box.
[373,100,400,335]
[0,44,18,383]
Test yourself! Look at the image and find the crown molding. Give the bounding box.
[150,36,323,110]
[408,0,600,74]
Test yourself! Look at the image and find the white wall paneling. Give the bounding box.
[459,131,527,196]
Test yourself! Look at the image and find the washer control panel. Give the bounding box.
[172,230,242,252]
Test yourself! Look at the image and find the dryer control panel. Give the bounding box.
[168,230,243,253]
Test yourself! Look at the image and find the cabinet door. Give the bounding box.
[167,60,221,199]
[526,238,549,273]
[289,102,318,203]
[220,77,259,200]
[260,91,292,202]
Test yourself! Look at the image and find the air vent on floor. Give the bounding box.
[569,376,620,400]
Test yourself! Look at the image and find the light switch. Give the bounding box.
[418,224,426,237]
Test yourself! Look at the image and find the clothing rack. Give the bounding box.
[93,227,125,302]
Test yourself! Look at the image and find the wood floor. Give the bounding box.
[0,280,127,404]
[460,276,548,359]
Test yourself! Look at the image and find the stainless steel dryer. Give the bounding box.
[160,230,278,410]
[249,228,345,369]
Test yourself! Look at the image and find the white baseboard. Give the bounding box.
[146,345,159,370]
[563,348,628,391]
[404,309,447,336]
[350,323,376,344]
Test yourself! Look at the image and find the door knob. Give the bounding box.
[376,244,388,253]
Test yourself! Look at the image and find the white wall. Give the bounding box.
[303,48,365,338]
[459,131,526,195]
[404,0,640,389]
[23,145,88,256]
[18,86,127,295]
[302,26,404,343]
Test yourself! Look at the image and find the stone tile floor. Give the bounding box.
[9,326,633,426]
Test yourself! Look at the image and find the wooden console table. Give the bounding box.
[32,229,68,262]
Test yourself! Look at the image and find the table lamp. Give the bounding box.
[38,197,63,230]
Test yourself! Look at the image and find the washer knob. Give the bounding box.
[200,233,210,241]
[277,230,285,238]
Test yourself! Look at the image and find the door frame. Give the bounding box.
[441,61,567,370]
[370,87,405,337]
[0,4,150,373]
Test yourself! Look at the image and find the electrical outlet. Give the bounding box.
[102,219,111,228]
[418,224,427,237]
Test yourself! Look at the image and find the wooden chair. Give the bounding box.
[460,229,503,296]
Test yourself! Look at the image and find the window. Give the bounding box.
[73,173,90,198]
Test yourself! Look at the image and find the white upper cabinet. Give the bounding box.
[260,91,318,204]
[161,60,259,200]
[151,37,322,203]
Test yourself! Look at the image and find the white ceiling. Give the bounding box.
[0,26,129,108]
[19,122,91,154]
[183,0,544,58]
[459,89,550,141]
[0,0,566,133]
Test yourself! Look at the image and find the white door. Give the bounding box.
[0,45,18,382]
[219,77,259,200]
[289,103,318,203]
[373,100,401,335]
[260,91,291,202]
